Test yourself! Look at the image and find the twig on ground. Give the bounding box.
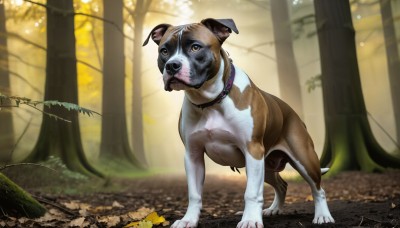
[33,196,77,216]
[359,216,384,226]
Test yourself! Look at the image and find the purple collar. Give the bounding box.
[192,63,236,109]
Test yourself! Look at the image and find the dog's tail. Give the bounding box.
[321,168,330,175]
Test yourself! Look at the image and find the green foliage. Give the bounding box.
[0,93,101,122]
[305,74,321,93]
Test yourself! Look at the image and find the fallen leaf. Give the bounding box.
[124,211,166,228]
[69,217,85,227]
[90,205,113,213]
[34,212,58,223]
[63,201,91,211]
[145,212,165,225]
[18,217,29,224]
[305,195,313,202]
[127,207,154,220]
[63,201,81,210]
[124,220,152,228]
[112,201,124,208]
[6,221,15,227]
[79,209,89,216]
[98,216,121,227]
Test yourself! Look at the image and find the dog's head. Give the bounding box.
[143,18,239,92]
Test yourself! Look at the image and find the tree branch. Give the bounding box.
[4,68,43,95]
[90,20,103,70]
[2,32,102,73]
[1,31,46,51]
[22,0,134,41]
[0,47,44,70]
[225,41,276,61]
[77,60,102,73]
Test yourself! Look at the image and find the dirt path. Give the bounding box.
[1,171,399,227]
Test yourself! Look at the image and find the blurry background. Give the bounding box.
[1,0,399,175]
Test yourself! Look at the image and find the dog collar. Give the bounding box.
[192,63,235,109]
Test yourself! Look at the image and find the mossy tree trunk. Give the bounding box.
[0,172,46,218]
[314,0,400,175]
[270,0,304,119]
[0,2,15,163]
[25,0,102,177]
[100,0,142,169]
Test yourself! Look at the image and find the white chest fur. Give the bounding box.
[180,66,254,168]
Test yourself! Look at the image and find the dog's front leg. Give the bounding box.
[237,148,265,228]
[171,150,205,228]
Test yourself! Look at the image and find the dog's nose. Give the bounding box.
[165,60,182,75]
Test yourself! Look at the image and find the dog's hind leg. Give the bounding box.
[263,171,287,216]
[283,115,334,224]
[291,160,334,224]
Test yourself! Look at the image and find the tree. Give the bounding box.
[0,1,15,163]
[380,0,400,146]
[125,0,152,167]
[314,0,400,175]
[100,0,142,169]
[270,0,304,118]
[25,0,102,177]
[0,172,46,218]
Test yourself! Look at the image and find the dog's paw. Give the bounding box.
[312,215,335,224]
[171,219,198,228]
[236,220,264,228]
[262,207,282,216]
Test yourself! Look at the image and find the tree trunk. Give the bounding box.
[380,0,400,146]
[25,0,102,177]
[0,2,15,163]
[131,0,150,167]
[270,0,304,119]
[0,172,46,218]
[100,0,142,169]
[314,0,400,175]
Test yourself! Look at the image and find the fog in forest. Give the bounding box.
[2,0,399,174]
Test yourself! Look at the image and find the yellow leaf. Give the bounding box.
[145,212,165,225]
[305,195,313,202]
[124,220,153,228]
[138,221,153,228]
[124,221,140,228]
[124,211,166,228]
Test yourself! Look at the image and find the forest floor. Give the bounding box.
[1,169,400,228]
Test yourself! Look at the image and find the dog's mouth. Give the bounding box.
[165,77,187,91]
[165,77,201,91]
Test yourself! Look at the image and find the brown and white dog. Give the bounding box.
[143,18,334,228]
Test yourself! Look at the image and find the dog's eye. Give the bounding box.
[191,44,201,52]
[160,48,168,56]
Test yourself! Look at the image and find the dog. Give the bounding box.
[143,18,334,228]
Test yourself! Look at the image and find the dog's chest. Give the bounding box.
[183,99,254,167]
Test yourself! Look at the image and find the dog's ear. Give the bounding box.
[143,24,172,46]
[201,18,239,43]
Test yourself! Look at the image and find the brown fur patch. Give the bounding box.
[228,80,268,160]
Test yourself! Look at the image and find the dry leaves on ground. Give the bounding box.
[0,200,169,228]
